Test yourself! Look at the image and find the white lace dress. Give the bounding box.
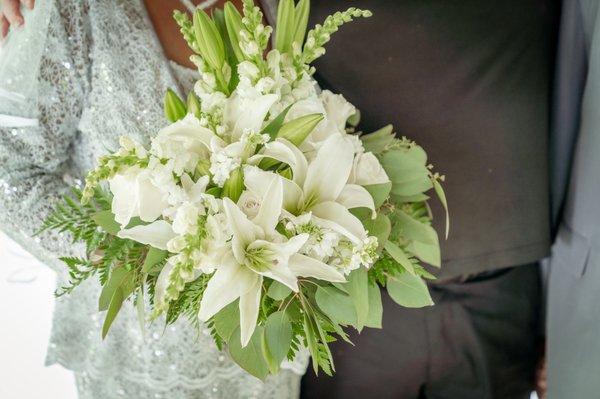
[0,1,305,397]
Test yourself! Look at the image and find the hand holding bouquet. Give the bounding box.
[41,0,448,379]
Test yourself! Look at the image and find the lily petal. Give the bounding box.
[289,253,346,282]
[253,176,283,235]
[337,184,375,212]
[137,176,169,223]
[243,166,303,213]
[312,201,368,243]
[109,171,138,227]
[239,275,263,347]
[303,134,355,204]
[198,255,259,321]
[253,138,308,186]
[228,94,278,140]
[117,220,176,250]
[223,198,262,262]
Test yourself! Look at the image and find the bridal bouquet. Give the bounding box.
[41,0,448,379]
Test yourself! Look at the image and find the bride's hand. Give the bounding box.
[0,0,34,39]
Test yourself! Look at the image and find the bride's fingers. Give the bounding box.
[20,0,34,11]
[0,15,8,39]
[2,0,24,27]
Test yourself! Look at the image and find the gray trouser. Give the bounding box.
[301,264,541,399]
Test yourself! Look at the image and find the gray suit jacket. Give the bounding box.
[547,1,600,397]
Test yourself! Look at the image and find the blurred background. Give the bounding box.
[0,233,77,399]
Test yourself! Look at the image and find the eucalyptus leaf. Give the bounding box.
[142,247,168,274]
[387,273,433,308]
[101,270,136,339]
[228,326,269,380]
[360,124,394,154]
[408,240,441,268]
[267,281,292,300]
[214,300,240,342]
[362,213,391,250]
[396,210,438,245]
[391,176,433,197]
[315,286,356,326]
[262,311,292,374]
[364,182,392,208]
[92,210,120,235]
[384,241,416,275]
[345,267,369,331]
[99,266,128,311]
[433,178,450,239]
[364,283,383,328]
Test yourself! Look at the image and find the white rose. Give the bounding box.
[150,114,215,175]
[109,166,169,227]
[350,152,390,186]
[237,190,262,219]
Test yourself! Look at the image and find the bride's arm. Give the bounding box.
[0,0,90,272]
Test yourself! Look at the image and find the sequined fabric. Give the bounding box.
[0,1,305,397]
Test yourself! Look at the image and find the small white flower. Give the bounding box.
[209,151,241,187]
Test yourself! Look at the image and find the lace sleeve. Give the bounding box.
[0,0,90,272]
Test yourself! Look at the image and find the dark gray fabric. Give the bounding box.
[285,0,556,279]
[300,265,541,399]
[547,1,600,397]
[549,0,588,234]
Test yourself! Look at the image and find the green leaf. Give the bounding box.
[186,92,202,118]
[407,240,441,268]
[214,300,240,342]
[262,311,292,374]
[228,326,269,380]
[221,167,244,202]
[345,268,369,331]
[384,241,416,275]
[275,0,295,53]
[91,210,120,235]
[362,213,391,250]
[387,273,433,308]
[360,124,394,153]
[276,113,324,146]
[292,0,310,47]
[224,2,245,62]
[315,286,356,326]
[396,210,438,245]
[164,88,187,122]
[142,247,168,274]
[267,281,292,300]
[392,193,430,203]
[364,182,392,208]
[364,283,383,328]
[99,266,128,311]
[381,147,432,196]
[433,178,450,239]
[261,104,292,140]
[101,270,136,339]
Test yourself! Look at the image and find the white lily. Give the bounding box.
[224,92,278,142]
[198,178,344,346]
[247,134,375,244]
